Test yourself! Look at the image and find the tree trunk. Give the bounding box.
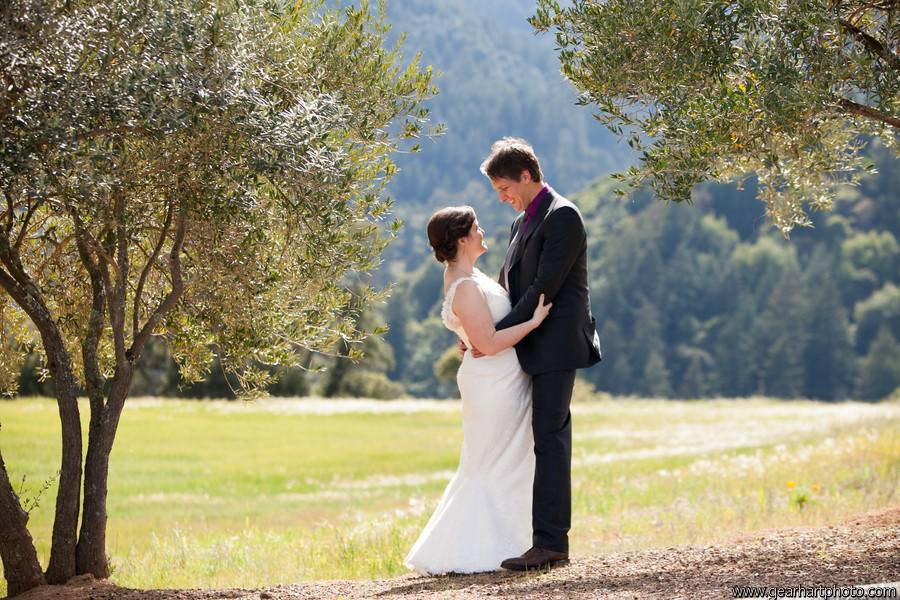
[70,196,184,580]
[76,368,133,578]
[39,331,83,585]
[0,241,83,585]
[0,450,46,597]
[75,404,109,578]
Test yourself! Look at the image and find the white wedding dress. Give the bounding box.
[404,268,535,575]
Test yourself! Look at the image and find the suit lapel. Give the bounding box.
[509,188,556,271]
[500,215,524,289]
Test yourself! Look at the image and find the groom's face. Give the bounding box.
[490,171,532,213]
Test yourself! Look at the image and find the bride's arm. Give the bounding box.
[452,280,551,356]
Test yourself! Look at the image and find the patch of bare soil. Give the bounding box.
[16,507,900,600]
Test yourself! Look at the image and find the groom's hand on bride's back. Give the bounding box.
[458,338,486,358]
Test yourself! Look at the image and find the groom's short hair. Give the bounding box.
[480,137,543,183]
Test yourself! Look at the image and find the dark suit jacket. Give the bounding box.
[495,187,602,375]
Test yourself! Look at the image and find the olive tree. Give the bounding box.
[0,0,434,594]
[531,0,900,234]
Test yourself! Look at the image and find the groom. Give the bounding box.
[475,137,601,571]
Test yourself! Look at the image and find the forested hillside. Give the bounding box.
[381,140,900,400]
[367,0,900,401]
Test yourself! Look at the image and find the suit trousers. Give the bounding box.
[531,369,576,553]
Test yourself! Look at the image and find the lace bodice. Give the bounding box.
[441,268,512,348]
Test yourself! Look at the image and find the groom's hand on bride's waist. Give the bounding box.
[458,339,486,359]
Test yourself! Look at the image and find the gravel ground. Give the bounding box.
[17,506,900,600]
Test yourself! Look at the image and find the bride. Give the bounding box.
[404,205,551,575]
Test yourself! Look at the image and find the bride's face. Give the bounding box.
[460,218,487,260]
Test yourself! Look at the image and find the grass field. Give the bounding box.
[1,396,898,594]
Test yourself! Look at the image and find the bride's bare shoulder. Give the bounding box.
[443,269,480,296]
[444,277,479,306]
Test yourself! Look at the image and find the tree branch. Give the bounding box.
[0,226,35,293]
[81,223,117,274]
[0,262,51,338]
[0,266,27,308]
[35,233,74,277]
[69,207,107,413]
[3,191,12,237]
[843,1,900,26]
[129,202,186,363]
[838,18,900,72]
[14,197,46,251]
[836,96,900,128]
[132,201,172,340]
[110,191,128,365]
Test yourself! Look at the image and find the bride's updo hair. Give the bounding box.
[427,205,476,263]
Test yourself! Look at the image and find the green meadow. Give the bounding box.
[1,396,898,594]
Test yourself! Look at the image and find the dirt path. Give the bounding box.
[18,507,900,599]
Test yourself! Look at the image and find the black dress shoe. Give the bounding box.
[500,546,569,571]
